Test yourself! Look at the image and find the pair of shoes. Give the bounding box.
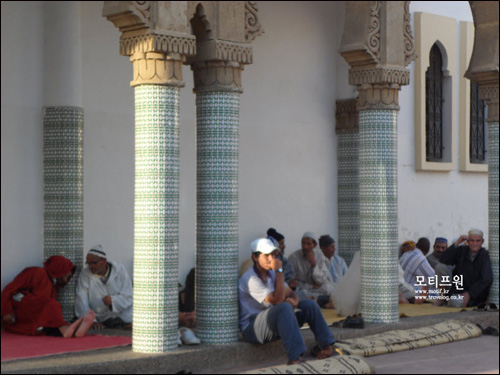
[343,314,364,329]
[330,319,346,328]
[474,303,499,312]
[179,327,201,345]
[477,324,499,336]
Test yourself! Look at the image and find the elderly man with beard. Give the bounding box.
[439,229,493,307]
[75,245,133,329]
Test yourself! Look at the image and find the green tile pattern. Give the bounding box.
[196,92,239,344]
[133,85,180,352]
[488,121,499,305]
[337,133,360,266]
[43,106,84,321]
[359,110,399,323]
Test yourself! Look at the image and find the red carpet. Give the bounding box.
[1,330,132,362]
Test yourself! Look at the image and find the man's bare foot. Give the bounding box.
[75,310,96,338]
[287,356,305,365]
[59,318,83,338]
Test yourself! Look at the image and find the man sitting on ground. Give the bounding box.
[318,235,348,284]
[239,238,339,365]
[1,255,94,337]
[75,245,133,329]
[439,229,493,307]
[288,232,332,305]
[399,241,434,304]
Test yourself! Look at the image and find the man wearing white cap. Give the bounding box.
[239,238,340,365]
[75,245,133,329]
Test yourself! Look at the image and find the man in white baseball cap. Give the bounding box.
[239,238,340,365]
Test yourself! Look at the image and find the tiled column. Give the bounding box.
[358,100,399,323]
[43,106,84,321]
[481,87,499,305]
[192,61,243,344]
[336,99,359,266]
[340,1,416,323]
[130,50,192,353]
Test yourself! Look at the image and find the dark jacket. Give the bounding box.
[440,244,493,306]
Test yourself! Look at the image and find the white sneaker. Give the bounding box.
[179,327,201,345]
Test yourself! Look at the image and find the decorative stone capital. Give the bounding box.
[336,99,359,134]
[130,51,185,87]
[479,84,499,123]
[120,32,196,58]
[357,83,400,111]
[121,32,196,87]
[192,61,244,93]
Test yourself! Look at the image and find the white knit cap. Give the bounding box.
[88,244,107,259]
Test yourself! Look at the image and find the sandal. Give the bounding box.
[343,314,364,329]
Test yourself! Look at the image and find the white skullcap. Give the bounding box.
[302,232,317,243]
[88,244,107,259]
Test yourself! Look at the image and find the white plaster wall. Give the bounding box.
[1,1,488,290]
[1,1,45,288]
[398,2,487,250]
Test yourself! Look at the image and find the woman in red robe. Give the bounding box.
[1,255,94,337]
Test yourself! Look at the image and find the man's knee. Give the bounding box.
[299,298,319,311]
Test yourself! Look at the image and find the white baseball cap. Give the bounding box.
[251,238,279,255]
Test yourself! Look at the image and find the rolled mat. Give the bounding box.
[335,320,482,357]
[242,355,374,374]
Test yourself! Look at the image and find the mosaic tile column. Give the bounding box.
[359,109,399,323]
[193,61,242,344]
[133,84,180,353]
[336,99,360,266]
[488,120,499,304]
[43,106,84,321]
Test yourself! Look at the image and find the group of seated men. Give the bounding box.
[238,227,494,364]
[398,229,493,307]
[1,228,494,365]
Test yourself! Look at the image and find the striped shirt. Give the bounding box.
[399,249,435,289]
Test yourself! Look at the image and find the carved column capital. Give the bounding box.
[192,61,244,93]
[357,83,401,111]
[336,99,359,134]
[130,51,185,87]
[479,84,499,123]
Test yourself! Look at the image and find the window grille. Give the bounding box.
[470,81,486,163]
[425,43,443,161]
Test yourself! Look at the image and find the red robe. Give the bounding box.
[1,256,76,336]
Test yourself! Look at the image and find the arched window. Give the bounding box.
[425,43,443,161]
[470,81,486,163]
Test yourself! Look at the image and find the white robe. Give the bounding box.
[75,260,133,323]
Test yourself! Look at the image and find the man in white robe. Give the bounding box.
[75,245,133,329]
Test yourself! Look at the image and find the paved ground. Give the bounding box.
[1,309,498,374]
[208,335,499,374]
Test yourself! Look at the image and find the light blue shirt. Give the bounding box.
[326,253,348,283]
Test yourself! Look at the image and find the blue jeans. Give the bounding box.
[242,299,335,362]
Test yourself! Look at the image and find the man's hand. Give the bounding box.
[102,295,112,306]
[2,313,15,325]
[305,249,316,267]
[270,258,282,271]
[460,292,471,307]
[289,277,299,289]
[455,235,469,247]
